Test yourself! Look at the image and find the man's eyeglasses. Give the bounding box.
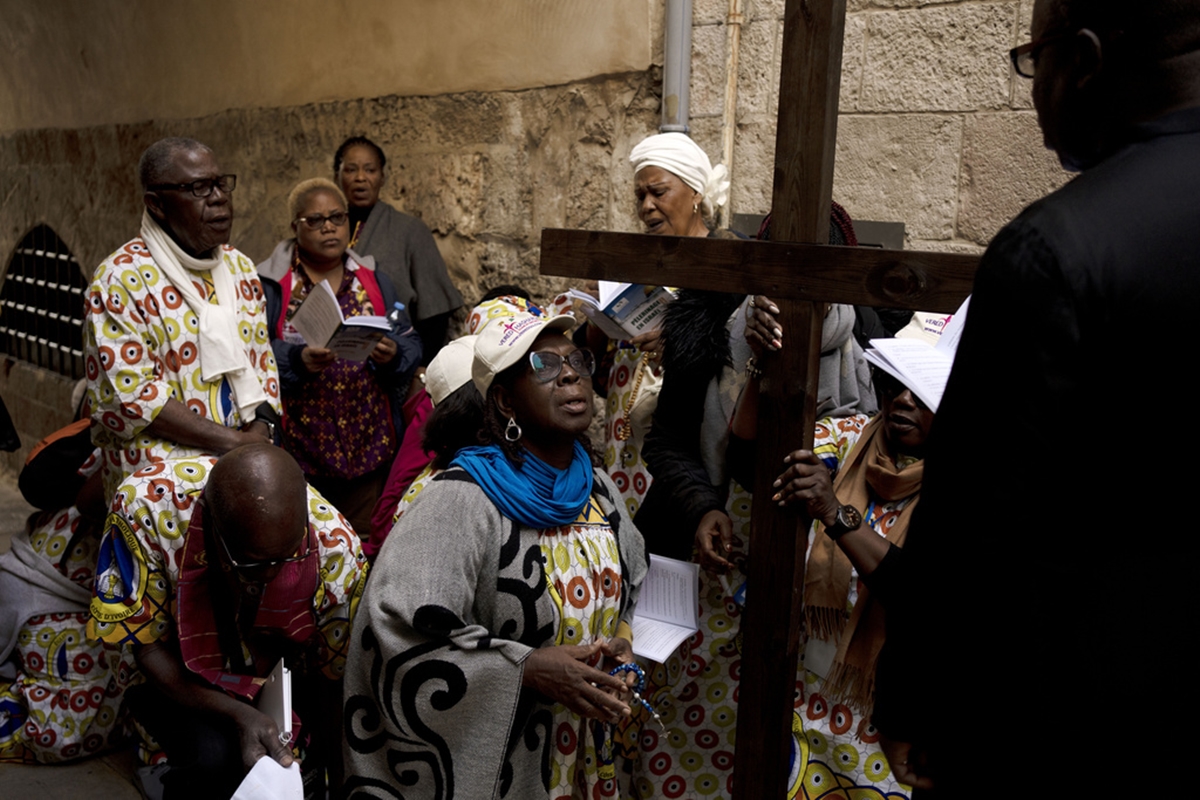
[213,518,312,572]
[149,174,237,198]
[295,212,350,230]
[529,349,596,383]
[1010,31,1074,78]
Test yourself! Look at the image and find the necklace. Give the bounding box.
[614,352,651,465]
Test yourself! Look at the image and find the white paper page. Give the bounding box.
[286,280,344,348]
[864,339,952,411]
[631,618,696,663]
[231,758,303,800]
[936,295,971,357]
[576,304,628,341]
[597,280,630,308]
[565,289,604,310]
[343,316,391,330]
[635,554,700,627]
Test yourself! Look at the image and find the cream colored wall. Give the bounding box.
[0,0,652,134]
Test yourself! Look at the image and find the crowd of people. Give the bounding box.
[1,0,1198,797]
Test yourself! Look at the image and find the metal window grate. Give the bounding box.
[0,225,88,379]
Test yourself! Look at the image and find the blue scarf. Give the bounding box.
[451,442,594,529]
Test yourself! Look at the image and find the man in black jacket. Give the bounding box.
[874,1,1200,795]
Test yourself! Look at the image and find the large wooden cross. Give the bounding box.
[540,1,977,794]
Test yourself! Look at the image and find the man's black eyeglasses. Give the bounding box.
[149,174,238,198]
[213,517,311,572]
[529,349,596,383]
[1009,32,1074,78]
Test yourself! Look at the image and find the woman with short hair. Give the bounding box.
[257,177,421,537]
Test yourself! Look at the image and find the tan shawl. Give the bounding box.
[803,415,922,712]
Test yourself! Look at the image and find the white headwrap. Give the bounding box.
[629,132,730,218]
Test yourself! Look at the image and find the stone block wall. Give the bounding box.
[0,0,1079,463]
[0,72,664,473]
[0,358,78,476]
[688,0,1071,252]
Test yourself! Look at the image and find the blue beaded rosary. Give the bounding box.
[609,662,664,730]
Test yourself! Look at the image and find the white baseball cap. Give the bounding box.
[472,312,576,398]
[425,335,478,406]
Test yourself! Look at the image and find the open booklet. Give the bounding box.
[566,281,675,340]
[862,296,970,413]
[630,554,700,663]
[286,279,390,362]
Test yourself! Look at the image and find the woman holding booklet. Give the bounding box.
[575,132,732,523]
[258,177,421,537]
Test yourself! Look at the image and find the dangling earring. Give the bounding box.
[505,417,522,442]
[692,202,699,215]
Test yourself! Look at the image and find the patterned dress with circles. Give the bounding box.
[84,238,282,496]
[541,496,628,799]
[0,488,139,764]
[631,415,910,800]
[602,346,662,520]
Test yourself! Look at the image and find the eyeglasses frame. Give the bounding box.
[148,174,238,198]
[528,348,597,384]
[294,211,351,230]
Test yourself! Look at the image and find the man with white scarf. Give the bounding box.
[84,137,281,497]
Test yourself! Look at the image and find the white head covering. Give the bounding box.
[472,312,576,398]
[629,132,730,218]
[425,335,478,406]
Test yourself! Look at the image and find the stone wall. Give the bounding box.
[0,71,664,473]
[1,0,1078,470]
[691,0,1071,252]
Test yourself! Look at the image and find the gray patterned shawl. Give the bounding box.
[343,467,647,799]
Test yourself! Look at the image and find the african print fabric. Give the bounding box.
[541,495,627,799]
[0,503,139,764]
[84,238,281,495]
[632,415,912,800]
[343,468,646,799]
[602,345,661,520]
[277,259,395,478]
[87,457,367,686]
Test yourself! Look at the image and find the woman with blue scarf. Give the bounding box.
[344,311,649,799]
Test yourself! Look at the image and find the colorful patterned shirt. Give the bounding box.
[84,238,281,492]
[88,458,367,683]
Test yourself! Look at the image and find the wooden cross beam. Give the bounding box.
[540,0,977,795]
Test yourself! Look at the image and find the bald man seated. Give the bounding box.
[89,444,367,799]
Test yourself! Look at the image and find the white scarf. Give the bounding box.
[139,210,266,422]
[628,132,731,218]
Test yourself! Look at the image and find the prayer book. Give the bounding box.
[256,658,292,744]
[286,279,390,362]
[567,281,674,340]
[630,554,700,663]
[863,296,970,413]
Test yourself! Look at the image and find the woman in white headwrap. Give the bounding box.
[579,133,733,524]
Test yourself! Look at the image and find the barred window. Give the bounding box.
[0,225,88,379]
